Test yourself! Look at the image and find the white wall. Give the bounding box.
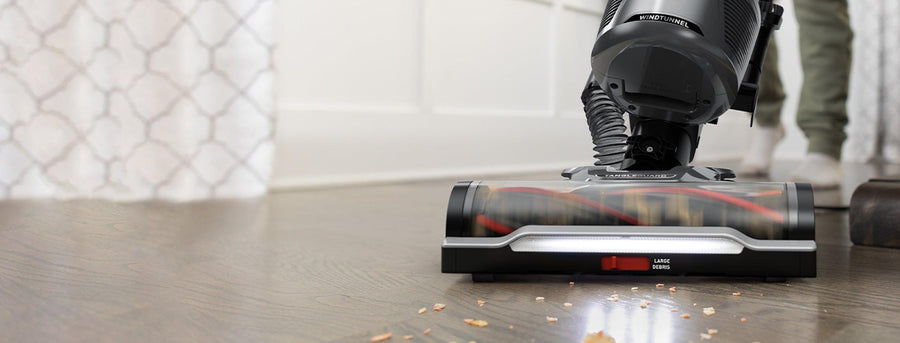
[272,0,804,189]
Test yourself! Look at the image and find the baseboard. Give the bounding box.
[268,153,746,191]
[269,162,585,191]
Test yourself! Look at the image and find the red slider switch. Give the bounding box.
[601,256,650,271]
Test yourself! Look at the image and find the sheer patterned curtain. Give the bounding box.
[846,0,900,162]
[0,0,275,200]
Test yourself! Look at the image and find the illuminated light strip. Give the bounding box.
[442,226,817,253]
[510,236,744,254]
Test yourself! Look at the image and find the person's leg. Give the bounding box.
[790,0,852,187]
[737,39,786,176]
[755,39,786,128]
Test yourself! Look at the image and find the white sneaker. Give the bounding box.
[790,153,842,189]
[736,125,785,177]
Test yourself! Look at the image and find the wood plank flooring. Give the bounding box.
[0,162,899,342]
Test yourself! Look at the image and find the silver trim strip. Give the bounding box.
[442,225,817,252]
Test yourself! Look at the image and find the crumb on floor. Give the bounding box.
[371,333,392,342]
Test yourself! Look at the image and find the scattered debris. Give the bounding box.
[669,287,677,293]
[564,302,573,307]
[417,307,427,314]
[732,292,742,297]
[639,300,651,308]
[546,316,558,323]
[583,331,617,343]
[477,300,486,307]
[631,287,639,291]
[423,328,431,335]
[703,307,716,316]
[682,314,691,319]
[403,334,414,340]
[463,319,488,327]
[656,283,664,288]
[536,296,545,302]
[606,294,619,302]
[371,332,392,342]
[707,329,718,335]
[741,318,748,323]
[433,303,446,311]
[700,333,712,340]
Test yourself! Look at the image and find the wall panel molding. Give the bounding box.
[283,0,605,118]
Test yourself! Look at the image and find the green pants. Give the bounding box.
[755,0,852,159]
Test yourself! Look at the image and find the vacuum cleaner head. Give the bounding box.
[442,167,816,280]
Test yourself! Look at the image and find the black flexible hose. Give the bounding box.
[581,81,628,167]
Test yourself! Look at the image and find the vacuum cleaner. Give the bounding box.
[441,0,816,281]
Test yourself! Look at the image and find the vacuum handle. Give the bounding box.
[744,0,784,86]
[731,0,784,125]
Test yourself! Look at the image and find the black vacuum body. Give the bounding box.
[588,0,781,170]
[441,0,814,280]
[592,0,760,126]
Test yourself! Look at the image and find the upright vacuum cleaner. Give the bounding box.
[442,0,816,281]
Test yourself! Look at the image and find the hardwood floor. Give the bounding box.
[1,162,899,342]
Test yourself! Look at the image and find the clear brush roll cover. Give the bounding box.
[445,181,814,240]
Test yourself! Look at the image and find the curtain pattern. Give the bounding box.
[846,0,900,162]
[0,0,275,200]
